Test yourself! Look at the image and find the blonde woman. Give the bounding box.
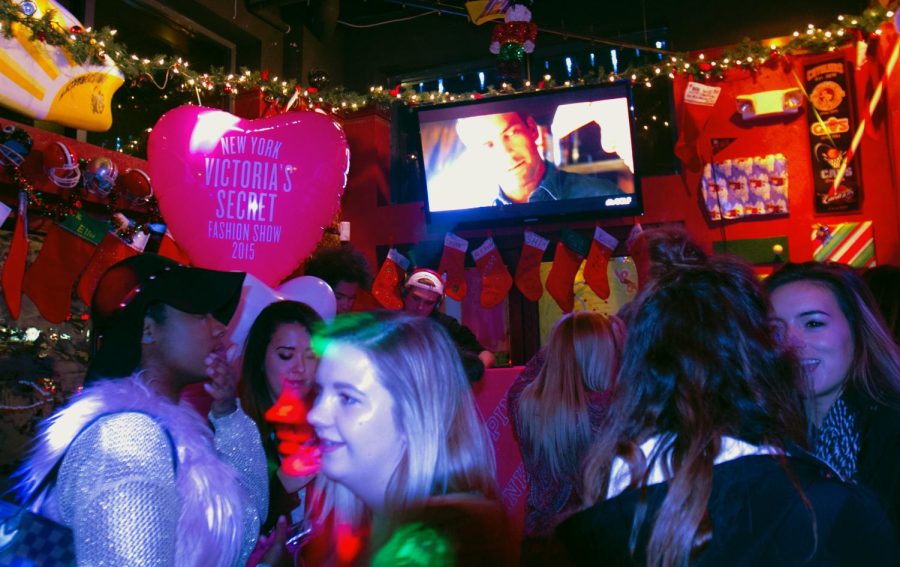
[508,312,619,548]
[307,311,514,565]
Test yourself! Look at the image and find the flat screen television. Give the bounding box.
[413,82,643,228]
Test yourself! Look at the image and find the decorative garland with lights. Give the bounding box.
[0,0,894,112]
[2,161,164,242]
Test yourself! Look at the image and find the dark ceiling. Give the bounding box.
[299,0,863,88]
[279,0,870,88]
[331,0,870,51]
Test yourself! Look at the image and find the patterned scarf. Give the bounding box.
[814,397,861,481]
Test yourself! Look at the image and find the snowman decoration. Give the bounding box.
[490,0,538,78]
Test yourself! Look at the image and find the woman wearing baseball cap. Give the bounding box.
[14,254,269,566]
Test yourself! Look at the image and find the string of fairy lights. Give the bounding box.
[0,0,894,117]
[0,3,896,415]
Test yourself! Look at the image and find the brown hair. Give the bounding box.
[583,256,807,566]
[766,262,900,408]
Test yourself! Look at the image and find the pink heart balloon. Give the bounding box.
[148,106,350,286]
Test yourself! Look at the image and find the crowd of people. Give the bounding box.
[8,235,899,566]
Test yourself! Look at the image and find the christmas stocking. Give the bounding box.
[583,226,619,300]
[1,195,28,319]
[514,231,549,302]
[674,78,720,173]
[438,233,469,301]
[23,212,106,323]
[76,230,149,305]
[546,230,590,313]
[372,248,410,310]
[626,223,650,290]
[472,238,512,309]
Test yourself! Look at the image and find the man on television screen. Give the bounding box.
[455,111,625,205]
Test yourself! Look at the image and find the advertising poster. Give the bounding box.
[804,56,862,213]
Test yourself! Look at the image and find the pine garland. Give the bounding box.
[0,0,893,111]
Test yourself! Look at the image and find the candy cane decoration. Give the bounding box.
[831,30,900,192]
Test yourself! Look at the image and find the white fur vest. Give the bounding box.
[15,375,266,566]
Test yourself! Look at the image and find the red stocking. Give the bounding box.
[438,232,469,301]
[472,238,512,309]
[1,195,28,319]
[626,223,651,291]
[583,227,619,300]
[372,248,409,310]
[76,231,148,305]
[514,231,549,302]
[546,230,589,313]
[23,214,106,323]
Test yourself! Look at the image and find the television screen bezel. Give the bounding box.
[411,81,645,229]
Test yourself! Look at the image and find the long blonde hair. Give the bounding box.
[312,311,498,518]
[516,312,618,481]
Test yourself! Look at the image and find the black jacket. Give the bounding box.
[844,388,900,538]
[557,452,896,566]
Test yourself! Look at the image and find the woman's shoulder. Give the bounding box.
[62,412,176,475]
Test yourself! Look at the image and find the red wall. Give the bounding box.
[339,41,900,270]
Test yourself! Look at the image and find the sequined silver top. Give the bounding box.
[30,377,269,566]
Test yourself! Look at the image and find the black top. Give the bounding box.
[557,453,897,566]
[494,162,624,206]
[375,495,517,567]
[843,389,900,537]
[430,311,488,383]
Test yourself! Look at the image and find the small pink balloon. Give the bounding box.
[148,106,350,287]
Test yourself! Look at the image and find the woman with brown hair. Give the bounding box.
[558,255,896,565]
[767,261,900,538]
[238,300,323,535]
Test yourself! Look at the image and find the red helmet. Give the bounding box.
[116,168,153,204]
[84,156,119,198]
[0,125,33,166]
[44,141,81,189]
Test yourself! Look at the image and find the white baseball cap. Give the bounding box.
[405,268,445,296]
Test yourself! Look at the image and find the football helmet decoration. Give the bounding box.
[84,156,119,197]
[116,168,153,205]
[44,141,81,188]
[0,125,33,166]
